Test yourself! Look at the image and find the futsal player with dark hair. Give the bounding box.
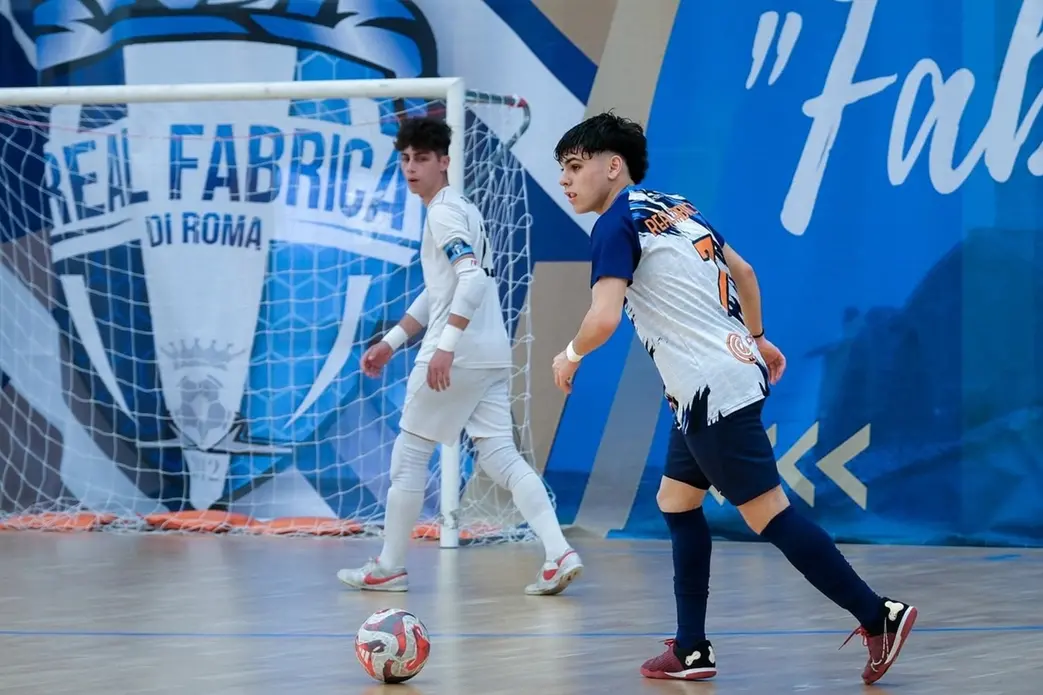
[337,117,582,596]
[549,112,916,684]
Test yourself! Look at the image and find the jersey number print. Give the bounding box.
[692,235,729,311]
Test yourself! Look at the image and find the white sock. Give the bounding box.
[511,472,572,562]
[476,437,571,561]
[378,431,435,570]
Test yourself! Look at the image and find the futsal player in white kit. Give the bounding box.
[337,117,582,595]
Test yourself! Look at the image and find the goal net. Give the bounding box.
[0,78,544,544]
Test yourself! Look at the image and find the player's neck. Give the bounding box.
[421,179,451,207]
[597,179,633,214]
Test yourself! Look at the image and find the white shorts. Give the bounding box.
[399,366,513,443]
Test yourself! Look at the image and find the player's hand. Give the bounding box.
[755,336,786,385]
[361,342,394,378]
[552,350,579,394]
[427,349,454,392]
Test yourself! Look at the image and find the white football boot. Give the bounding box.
[337,558,408,592]
[525,548,584,595]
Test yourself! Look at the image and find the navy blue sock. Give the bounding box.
[761,507,882,630]
[663,507,712,649]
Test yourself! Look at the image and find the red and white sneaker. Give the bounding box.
[524,549,583,595]
[841,598,918,684]
[640,638,717,680]
[336,558,408,592]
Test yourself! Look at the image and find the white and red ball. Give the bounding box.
[355,608,431,683]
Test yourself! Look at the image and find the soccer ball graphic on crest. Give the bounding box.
[355,608,431,683]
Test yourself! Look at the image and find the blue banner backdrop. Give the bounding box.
[2,0,1042,546]
[554,0,1043,546]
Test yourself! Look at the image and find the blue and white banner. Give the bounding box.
[0,0,587,523]
[11,0,1037,547]
[545,0,1043,547]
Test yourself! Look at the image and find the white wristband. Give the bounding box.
[566,341,583,363]
[382,325,409,352]
[437,325,464,352]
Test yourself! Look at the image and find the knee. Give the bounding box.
[474,436,534,490]
[657,477,705,514]
[389,430,436,491]
[737,485,790,535]
[472,435,510,459]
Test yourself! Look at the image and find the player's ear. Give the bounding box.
[439,154,450,173]
[607,154,624,181]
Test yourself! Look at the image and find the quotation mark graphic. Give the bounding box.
[746,11,803,89]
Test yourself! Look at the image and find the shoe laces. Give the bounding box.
[840,626,868,650]
[839,625,889,669]
[646,639,679,667]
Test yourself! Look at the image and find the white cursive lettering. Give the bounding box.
[782,0,895,237]
[780,0,1043,236]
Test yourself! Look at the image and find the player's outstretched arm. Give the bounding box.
[552,212,639,394]
[573,278,627,354]
[425,203,489,391]
[552,277,627,393]
[722,244,786,384]
[361,291,429,378]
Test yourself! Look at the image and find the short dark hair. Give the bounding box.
[394,116,451,155]
[554,112,648,184]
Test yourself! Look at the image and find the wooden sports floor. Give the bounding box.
[0,532,1039,694]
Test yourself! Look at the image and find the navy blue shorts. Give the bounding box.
[664,399,779,506]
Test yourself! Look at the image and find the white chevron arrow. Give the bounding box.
[706,422,868,508]
[771,422,818,506]
[816,424,870,509]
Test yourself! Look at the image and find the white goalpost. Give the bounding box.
[0,77,543,548]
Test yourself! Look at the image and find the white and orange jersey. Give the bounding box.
[589,187,769,431]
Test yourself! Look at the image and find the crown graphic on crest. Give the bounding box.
[161,339,247,371]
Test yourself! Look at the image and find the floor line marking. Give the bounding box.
[0,625,1039,639]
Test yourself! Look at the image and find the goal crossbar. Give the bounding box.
[0,78,464,106]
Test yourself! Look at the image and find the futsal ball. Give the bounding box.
[355,608,432,683]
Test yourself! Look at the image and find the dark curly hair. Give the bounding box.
[554,112,648,184]
[394,116,451,155]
